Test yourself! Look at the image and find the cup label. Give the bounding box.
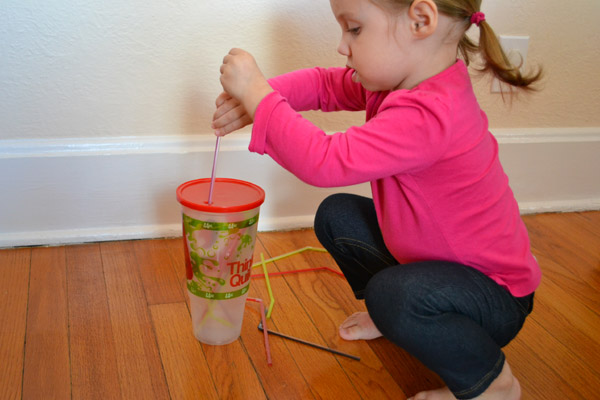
[184,215,258,231]
[183,213,258,300]
[187,283,249,300]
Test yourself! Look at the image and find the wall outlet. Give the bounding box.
[491,35,529,93]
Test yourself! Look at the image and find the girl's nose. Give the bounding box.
[337,38,350,57]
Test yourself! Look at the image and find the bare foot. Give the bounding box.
[408,361,521,400]
[339,312,383,340]
[408,387,455,400]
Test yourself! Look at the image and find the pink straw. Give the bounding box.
[247,297,272,365]
[207,136,222,205]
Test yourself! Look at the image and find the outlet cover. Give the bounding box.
[491,35,529,93]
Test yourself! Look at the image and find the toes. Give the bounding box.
[339,325,361,341]
[339,315,360,329]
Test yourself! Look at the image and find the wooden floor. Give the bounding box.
[1,211,599,399]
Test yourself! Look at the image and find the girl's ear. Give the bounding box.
[408,0,438,38]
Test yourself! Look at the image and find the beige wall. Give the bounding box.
[475,0,600,128]
[1,0,599,140]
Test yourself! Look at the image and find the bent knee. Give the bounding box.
[364,266,433,316]
[314,193,365,241]
[315,194,350,223]
[314,194,343,242]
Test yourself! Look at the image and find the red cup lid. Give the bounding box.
[176,178,265,213]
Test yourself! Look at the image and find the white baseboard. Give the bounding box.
[1,128,599,248]
[2,215,323,248]
[518,198,600,215]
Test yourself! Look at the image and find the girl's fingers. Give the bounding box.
[213,97,238,121]
[212,103,250,131]
[215,91,231,107]
[215,113,252,136]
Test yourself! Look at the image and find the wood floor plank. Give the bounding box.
[251,234,364,400]
[66,244,122,400]
[530,248,600,315]
[149,302,220,400]
[578,210,600,226]
[134,239,184,305]
[242,238,318,400]
[506,317,600,399]
[528,272,600,372]
[367,339,445,396]
[535,212,600,257]
[505,336,584,399]
[201,339,267,400]
[100,241,170,399]
[574,211,600,237]
[0,248,30,400]
[22,247,71,399]
[165,237,192,306]
[258,230,407,399]
[524,213,600,289]
[240,304,318,400]
[505,311,589,400]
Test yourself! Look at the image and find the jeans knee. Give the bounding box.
[315,194,346,224]
[364,270,401,336]
[364,272,383,307]
[364,269,397,317]
[364,267,427,322]
[314,193,347,243]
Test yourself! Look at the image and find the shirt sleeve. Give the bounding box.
[267,67,367,112]
[249,90,452,188]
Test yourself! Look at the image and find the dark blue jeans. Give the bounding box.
[314,194,534,399]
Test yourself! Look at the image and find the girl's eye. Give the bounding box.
[347,27,361,35]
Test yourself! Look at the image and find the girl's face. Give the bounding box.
[331,0,414,92]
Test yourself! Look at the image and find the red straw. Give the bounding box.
[247,297,272,365]
[251,266,344,279]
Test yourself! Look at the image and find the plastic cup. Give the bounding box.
[176,178,265,345]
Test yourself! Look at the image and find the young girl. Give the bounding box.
[212,0,542,398]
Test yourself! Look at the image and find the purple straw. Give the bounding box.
[207,135,221,205]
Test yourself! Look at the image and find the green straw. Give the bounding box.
[260,253,275,319]
[195,300,234,330]
[252,246,328,269]
[253,247,329,319]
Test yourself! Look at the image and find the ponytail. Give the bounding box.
[473,19,542,90]
[458,8,543,91]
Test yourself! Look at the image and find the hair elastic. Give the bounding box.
[471,11,486,27]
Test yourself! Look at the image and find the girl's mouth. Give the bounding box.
[346,65,359,83]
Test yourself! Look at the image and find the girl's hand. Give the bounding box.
[211,92,252,136]
[218,48,273,120]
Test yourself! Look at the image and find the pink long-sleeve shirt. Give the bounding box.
[250,60,541,297]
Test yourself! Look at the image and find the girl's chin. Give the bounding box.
[350,73,390,92]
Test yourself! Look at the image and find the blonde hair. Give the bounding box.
[374,0,543,90]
